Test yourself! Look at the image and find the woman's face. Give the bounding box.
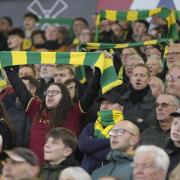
[45,84,62,109]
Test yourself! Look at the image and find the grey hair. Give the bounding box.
[59,166,91,180]
[147,55,164,72]
[127,54,144,64]
[134,145,170,175]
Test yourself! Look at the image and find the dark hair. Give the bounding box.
[0,102,16,150]
[2,16,13,26]
[39,83,72,128]
[19,65,36,77]
[21,75,41,96]
[134,19,149,32]
[24,12,39,22]
[31,30,46,44]
[46,127,77,152]
[8,28,25,39]
[73,17,89,28]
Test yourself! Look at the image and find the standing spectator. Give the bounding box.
[7,28,25,51]
[133,145,169,180]
[40,128,79,180]
[91,120,139,180]
[123,64,156,132]
[140,93,179,148]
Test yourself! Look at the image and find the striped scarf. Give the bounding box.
[0,51,122,94]
[95,7,178,41]
[94,110,124,139]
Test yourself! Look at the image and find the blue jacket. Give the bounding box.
[91,150,133,180]
[78,123,110,173]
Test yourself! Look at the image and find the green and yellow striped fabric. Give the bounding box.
[0,51,123,93]
[95,7,178,41]
[80,38,169,50]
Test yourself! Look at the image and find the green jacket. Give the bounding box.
[91,150,133,180]
[39,156,79,180]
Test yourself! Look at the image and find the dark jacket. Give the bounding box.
[123,86,156,132]
[140,123,170,149]
[91,150,133,180]
[78,123,110,174]
[39,156,79,180]
[165,140,180,174]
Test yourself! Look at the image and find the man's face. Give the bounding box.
[33,34,45,45]
[149,77,163,98]
[40,64,56,80]
[145,45,161,58]
[3,158,36,180]
[146,59,161,76]
[170,117,180,144]
[24,17,36,31]
[156,94,178,122]
[54,68,74,84]
[7,35,23,50]
[133,153,165,180]
[111,23,123,37]
[166,67,180,98]
[130,66,149,90]
[73,20,87,37]
[167,45,180,69]
[44,137,70,164]
[45,25,59,41]
[121,48,136,66]
[100,100,122,111]
[110,122,135,151]
[18,66,35,78]
[133,22,147,36]
[79,29,91,44]
[0,18,11,32]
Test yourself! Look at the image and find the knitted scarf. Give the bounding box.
[94,110,124,139]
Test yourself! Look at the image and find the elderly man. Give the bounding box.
[133,145,170,180]
[91,120,140,180]
[2,147,40,180]
[166,65,180,98]
[140,93,180,148]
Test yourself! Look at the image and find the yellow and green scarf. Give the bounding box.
[94,110,124,139]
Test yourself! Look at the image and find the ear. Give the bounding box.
[129,135,139,147]
[29,166,40,177]
[64,147,73,157]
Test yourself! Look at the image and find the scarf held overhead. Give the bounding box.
[0,51,123,93]
[94,110,124,139]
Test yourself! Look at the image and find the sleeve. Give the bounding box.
[78,123,110,154]
[4,66,32,109]
[79,68,101,112]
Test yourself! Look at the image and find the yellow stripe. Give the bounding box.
[127,10,138,21]
[41,52,56,64]
[96,14,100,26]
[104,57,113,70]
[166,12,176,28]
[86,43,101,50]
[149,7,161,16]
[116,43,129,48]
[102,80,123,94]
[106,10,117,21]
[69,52,85,65]
[143,40,157,46]
[12,51,27,65]
[94,53,104,73]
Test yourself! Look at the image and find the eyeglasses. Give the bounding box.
[44,90,62,97]
[109,128,134,136]
[156,102,177,108]
[166,75,180,81]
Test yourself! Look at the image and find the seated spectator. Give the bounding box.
[2,147,40,179]
[39,128,79,180]
[133,145,169,180]
[123,64,156,132]
[166,65,180,98]
[91,120,139,180]
[78,90,124,174]
[140,93,179,148]
[165,108,180,173]
[146,55,164,77]
[148,76,164,98]
[59,166,91,180]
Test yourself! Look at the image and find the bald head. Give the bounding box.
[110,120,140,152]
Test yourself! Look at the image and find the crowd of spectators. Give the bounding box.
[0,10,180,180]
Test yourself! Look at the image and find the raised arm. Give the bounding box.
[4,66,32,108]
